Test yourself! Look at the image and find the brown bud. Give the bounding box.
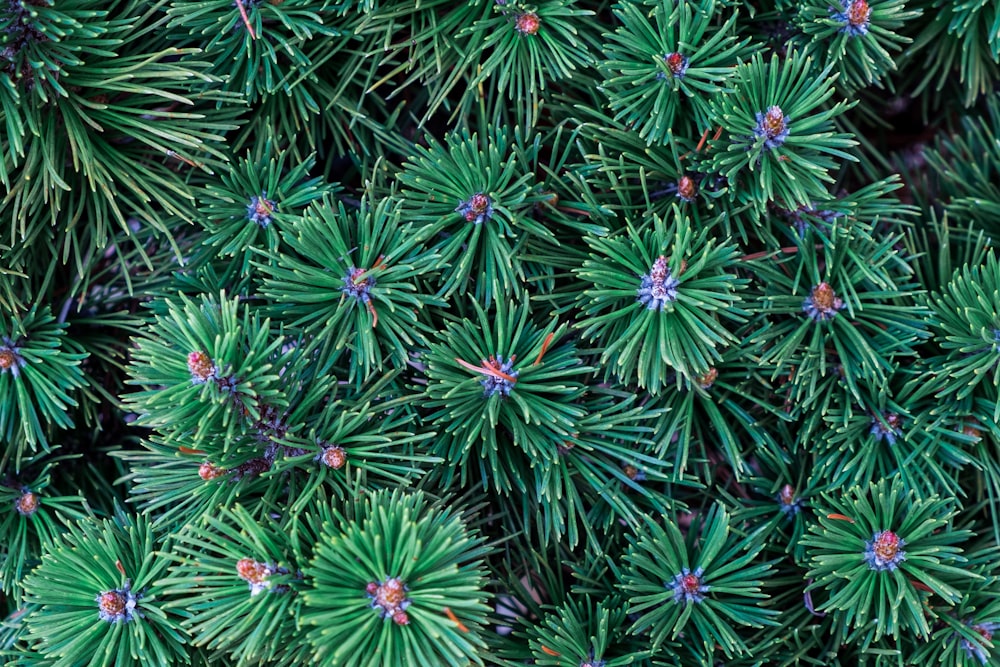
[236,558,271,587]
[198,462,227,480]
[97,591,127,620]
[873,530,901,562]
[15,491,39,516]
[677,175,696,202]
[375,578,407,609]
[695,368,718,390]
[962,420,982,440]
[846,0,871,28]
[761,106,787,140]
[321,445,347,469]
[187,351,216,383]
[515,12,541,35]
[0,348,15,371]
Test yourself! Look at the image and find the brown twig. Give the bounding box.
[455,357,518,383]
[165,150,203,168]
[235,0,257,40]
[533,332,555,366]
[739,245,809,262]
[443,608,469,633]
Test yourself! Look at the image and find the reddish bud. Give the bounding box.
[198,462,227,480]
[873,531,899,561]
[864,529,907,571]
[778,484,805,517]
[650,255,669,284]
[665,53,684,70]
[779,484,795,506]
[96,587,138,623]
[695,368,718,389]
[237,558,270,586]
[557,441,575,455]
[804,282,845,321]
[664,52,688,76]
[187,351,216,383]
[15,491,39,516]
[677,175,696,202]
[98,591,126,619]
[456,192,494,224]
[321,445,347,469]
[368,576,411,620]
[515,12,541,35]
[376,578,406,608]
[254,198,273,218]
[468,193,490,215]
[846,0,871,28]
[761,106,786,140]
[669,567,708,604]
[640,255,680,310]
[237,558,275,595]
[247,194,277,227]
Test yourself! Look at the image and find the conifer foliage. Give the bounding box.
[4,0,1000,665]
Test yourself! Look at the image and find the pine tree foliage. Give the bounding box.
[747,220,927,409]
[20,513,188,666]
[158,504,309,666]
[521,595,648,665]
[5,0,1000,665]
[620,503,779,659]
[164,0,341,106]
[0,0,240,278]
[0,306,88,466]
[124,292,289,450]
[647,343,789,480]
[196,137,338,263]
[923,95,1000,234]
[424,298,588,494]
[904,0,1000,107]
[600,0,753,142]
[460,0,601,128]
[703,49,858,214]
[0,456,88,597]
[298,488,492,667]
[258,193,446,382]
[793,0,921,91]
[574,206,747,392]
[394,126,552,306]
[918,252,1000,421]
[803,478,977,644]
